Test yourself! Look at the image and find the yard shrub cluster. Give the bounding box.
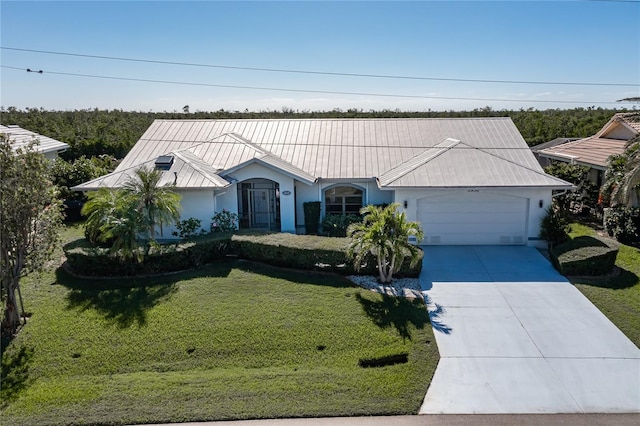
[321,214,362,237]
[551,235,620,276]
[231,232,422,277]
[603,206,640,245]
[64,233,232,276]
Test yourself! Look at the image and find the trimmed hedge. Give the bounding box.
[64,233,233,277]
[551,235,619,276]
[230,232,422,277]
[64,231,423,278]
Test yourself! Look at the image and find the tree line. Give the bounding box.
[0,106,631,162]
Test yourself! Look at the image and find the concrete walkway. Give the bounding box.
[419,246,640,414]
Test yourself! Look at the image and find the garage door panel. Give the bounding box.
[417,192,527,245]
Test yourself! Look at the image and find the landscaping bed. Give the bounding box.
[2,225,438,425]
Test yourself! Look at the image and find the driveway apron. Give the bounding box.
[419,246,640,414]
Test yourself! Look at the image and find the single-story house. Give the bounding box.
[73,118,572,247]
[535,113,640,186]
[0,124,69,160]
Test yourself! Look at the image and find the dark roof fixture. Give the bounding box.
[155,155,174,170]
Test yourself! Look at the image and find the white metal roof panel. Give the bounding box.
[106,118,569,189]
[0,125,69,154]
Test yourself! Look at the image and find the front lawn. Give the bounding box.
[568,223,640,347]
[1,227,438,425]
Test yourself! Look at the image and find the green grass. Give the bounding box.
[568,223,640,347]
[1,225,438,425]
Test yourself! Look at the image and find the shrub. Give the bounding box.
[211,210,238,233]
[173,217,205,239]
[551,235,619,276]
[230,232,422,277]
[64,233,232,277]
[539,205,570,248]
[321,214,362,237]
[303,201,321,235]
[603,206,640,245]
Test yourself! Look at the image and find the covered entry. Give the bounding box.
[237,179,281,231]
[417,191,528,245]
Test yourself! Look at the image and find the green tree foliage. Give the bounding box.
[539,204,570,248]
[0,107,626,162]
[347,203,424,283]
[50,155,118,200]
[544,162,598,213]
[602,135,640,208]
[0,135,63,336]
[121,167,181,243]
[81,168,181,260]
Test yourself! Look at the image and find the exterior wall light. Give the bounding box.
[539,200,544,208]
[404,200,408,208]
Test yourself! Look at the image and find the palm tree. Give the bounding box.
[347,203,424,284]
[121,167,181,243]
[602,135,640,207]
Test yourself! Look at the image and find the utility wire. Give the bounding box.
[2,46,638,88]
[1,65,629,105]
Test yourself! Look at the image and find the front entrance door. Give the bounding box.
[237,179,281,231]
[249,189,270,228]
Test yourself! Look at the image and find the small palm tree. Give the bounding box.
[121,167,181,243]
[347,203,424,283]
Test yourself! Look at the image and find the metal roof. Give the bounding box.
[0,125,69,154]
[91,118,570,190]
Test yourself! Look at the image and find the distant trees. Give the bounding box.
[0,135,63,336]
[0,107,627,162]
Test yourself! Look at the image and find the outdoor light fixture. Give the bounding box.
[539,200,544,208]
[404,200,408,208]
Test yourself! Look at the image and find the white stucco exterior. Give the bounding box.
[392,187,551,248]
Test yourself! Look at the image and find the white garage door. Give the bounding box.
[417,192,528,245]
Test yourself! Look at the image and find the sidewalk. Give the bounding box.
[142,413,640,426]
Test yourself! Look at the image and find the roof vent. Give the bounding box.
[155,155,174,170]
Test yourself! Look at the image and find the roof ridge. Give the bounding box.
[378,138,460,186]
[170,150,229,187]
[470,144,572,185]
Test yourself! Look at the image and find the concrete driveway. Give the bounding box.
[419,246,640,414]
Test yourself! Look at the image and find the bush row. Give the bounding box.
[550,235,619,276]
[64,232,423,278]
[231,233,422,277]
[64,233,233,277]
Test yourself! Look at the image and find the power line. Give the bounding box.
[3,64,629,105]
[2,46,638,88]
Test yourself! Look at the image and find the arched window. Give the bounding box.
[324,186,363,215]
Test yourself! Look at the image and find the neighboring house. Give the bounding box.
[535,113,640,186]
[531,137,580,168]
[73,118,571,247]
[0,124,69,160]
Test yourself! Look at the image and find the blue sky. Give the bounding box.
[1,0,639,112]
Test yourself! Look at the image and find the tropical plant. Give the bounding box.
[544,162,598,214]
[539,204,570,248]
[211,209,238,233]
[0,135,63,336]
[347,203,424,284]
[121,167,181,243]
[172,218,205,239]
[322,214,362,237]
[601,135,640,208]
[81,168,182,260]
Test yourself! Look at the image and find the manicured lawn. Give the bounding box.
[568,223,640,347]
[1,226,438,425]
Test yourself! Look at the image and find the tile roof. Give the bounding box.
[82,118,571,190]
[0,125,69,154]
[538,137,629,169]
